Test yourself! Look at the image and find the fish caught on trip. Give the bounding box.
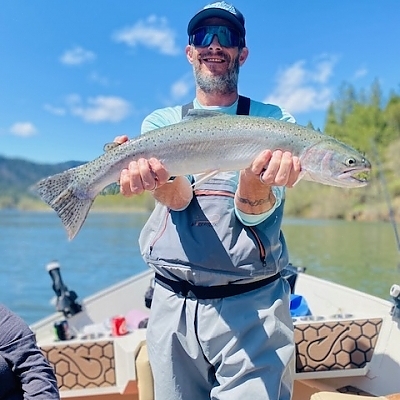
[31,110,371,240]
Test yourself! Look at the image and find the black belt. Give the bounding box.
[154,272,281,300]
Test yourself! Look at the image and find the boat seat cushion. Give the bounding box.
[311,392,388,399]
[135,343,154,400]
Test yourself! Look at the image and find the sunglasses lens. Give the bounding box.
[190,26,242,47]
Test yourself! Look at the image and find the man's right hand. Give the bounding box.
[112,135,193,209]
[113,136,170,196]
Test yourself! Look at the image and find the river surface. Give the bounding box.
[1,210,399,325]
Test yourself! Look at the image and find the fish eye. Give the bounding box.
[346,157,357,167]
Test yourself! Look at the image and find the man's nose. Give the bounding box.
[208,34,222,49]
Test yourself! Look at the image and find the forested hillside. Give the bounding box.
[287,79,400,221]
[0,156,83,209]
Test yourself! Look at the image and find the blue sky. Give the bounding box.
[1,0,399,163]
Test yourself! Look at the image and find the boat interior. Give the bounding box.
[32,265,400,399]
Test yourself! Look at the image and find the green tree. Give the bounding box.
[384,92,400,143]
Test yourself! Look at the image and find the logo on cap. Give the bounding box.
[204,1,238,16]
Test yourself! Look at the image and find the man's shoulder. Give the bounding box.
[248,98,296,123]
[141,106,182,134]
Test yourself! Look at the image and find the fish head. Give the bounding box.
[300,139,371,188]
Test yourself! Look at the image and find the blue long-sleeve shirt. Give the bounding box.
[0,304,60,399]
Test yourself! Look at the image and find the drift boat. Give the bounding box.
[31,262,400,400]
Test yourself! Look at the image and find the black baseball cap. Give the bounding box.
[187,1,246,38]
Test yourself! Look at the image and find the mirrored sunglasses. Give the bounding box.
[189,26,244,48]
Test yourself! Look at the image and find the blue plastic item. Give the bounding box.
[290,294,311,317]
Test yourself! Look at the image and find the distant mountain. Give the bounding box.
[0,155,84,205]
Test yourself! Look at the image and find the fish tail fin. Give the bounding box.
[31,168,94,240]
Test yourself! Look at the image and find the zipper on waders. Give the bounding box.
[193,189,267,268]
[149,209,170,256]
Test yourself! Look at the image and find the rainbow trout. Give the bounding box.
[32,110,371,240]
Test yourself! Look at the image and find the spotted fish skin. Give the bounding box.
[31,110,371,240]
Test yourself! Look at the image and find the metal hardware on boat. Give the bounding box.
[330,313,354,319]
[390,284,400,319]
[298,315,325,322]
[46,260,82,318]
[78,331,108,340]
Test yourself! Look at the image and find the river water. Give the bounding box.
[1,210,399,325]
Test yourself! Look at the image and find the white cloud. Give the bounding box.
[113,15,179,56]
[264,55,337,114]
[60,46,96,65]
[10,122,37,137]
[43,104,66,116]
[67,95,131,123]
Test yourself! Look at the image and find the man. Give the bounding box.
[0,304,60,399]
[115,2,300,399]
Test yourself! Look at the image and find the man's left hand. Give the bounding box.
[247,149,301,188]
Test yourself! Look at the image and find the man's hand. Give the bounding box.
[247,149,301,188]
[112,135,193,210]
[120,157,170,196]
[235,150,301,216]
[113,135,169,196]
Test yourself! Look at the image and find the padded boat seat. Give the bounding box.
[135,343,154,400]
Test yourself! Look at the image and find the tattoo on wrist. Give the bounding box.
[236,189,275,208]
[236,196,268,207]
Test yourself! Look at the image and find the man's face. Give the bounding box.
[186,17,248,95]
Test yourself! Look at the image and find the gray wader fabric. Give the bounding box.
[147,277,295,400]
[143,96,294,399]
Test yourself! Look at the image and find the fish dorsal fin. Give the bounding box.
[183,109,225,121]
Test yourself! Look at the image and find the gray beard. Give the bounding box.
[194,56,240,95]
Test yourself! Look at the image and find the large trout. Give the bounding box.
[32,110,371,239]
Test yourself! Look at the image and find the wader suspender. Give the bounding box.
[181,95,250,118]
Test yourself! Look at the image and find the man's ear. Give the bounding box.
[239,47,249,66]
[186,45,194,64]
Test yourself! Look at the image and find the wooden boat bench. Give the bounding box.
[135,342,154,400]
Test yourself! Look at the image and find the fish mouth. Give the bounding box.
[339,168,371,185]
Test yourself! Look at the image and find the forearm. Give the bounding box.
[152,176,193,211]
[235,170,276,215]
[5,333,60,399]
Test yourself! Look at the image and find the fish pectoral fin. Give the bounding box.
[99,182,120,195]
[192,170,220,189]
